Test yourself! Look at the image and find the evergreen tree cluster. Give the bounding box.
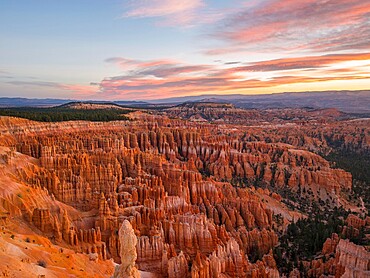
[274,206,347,274]
[0,107,132,122]
[325,150,370,210]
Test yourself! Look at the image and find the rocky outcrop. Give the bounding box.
[322,233,340,255]
[335,239,370,277]
[308,236,370,277]
[114,220,140,278]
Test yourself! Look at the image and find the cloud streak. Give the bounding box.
[105,57,213,78]
[234,53,370,72]
[122,0,211,26]
[7,80,98,98]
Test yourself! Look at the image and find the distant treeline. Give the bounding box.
[0,107,132,122]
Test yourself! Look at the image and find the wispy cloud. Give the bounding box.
[207,0,370,54]
[6,80,98,98]
[235,53,370,72]
[0,69,13,79]
[123,0,203,17]
[7,81,61,88]
[121,0,220,26]
[105,57,212,78]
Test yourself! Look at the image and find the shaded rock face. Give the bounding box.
[0,115,364,277]
[308,236,370,278]
[335,239,370,277]
[322,233,340,255]
[114,220,140,278]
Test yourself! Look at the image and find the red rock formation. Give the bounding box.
[0,113,363,277]
[335,239,370,277]
[308,236,370,277]
[322,233,340,255]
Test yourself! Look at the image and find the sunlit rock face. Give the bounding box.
[0,113,367,277]
[308,236,370,278]
[114,220,140,278]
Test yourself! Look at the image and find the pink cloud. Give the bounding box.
[105,57,212,78]
[207,0,370,54]
[235,53,370,72]
[105,57,136,66]
[105,57,178,69]
[61,84,99,97]
[99,71,369,100]
[122,0,206,26]
[124,0,203,17]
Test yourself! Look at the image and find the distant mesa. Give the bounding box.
[0,98,148,108]
[175,101,235,109]
[58,101,131,110]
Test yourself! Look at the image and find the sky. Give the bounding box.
[0,0,369,100]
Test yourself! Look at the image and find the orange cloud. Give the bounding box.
[97,53,370,99]
[8,51,370,100]
[61,84,98,97]
[234,53,370,72]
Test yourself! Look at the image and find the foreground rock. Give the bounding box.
[114,220,140,278]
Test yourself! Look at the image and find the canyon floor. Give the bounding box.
[0,103,369,277]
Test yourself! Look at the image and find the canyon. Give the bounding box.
[0,104,368,277]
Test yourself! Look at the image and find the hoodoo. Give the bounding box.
[114,220,140,278]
